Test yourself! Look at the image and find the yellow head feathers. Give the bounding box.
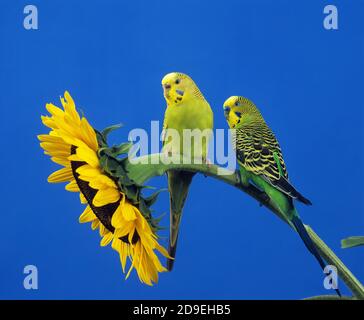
[223,96,262,128]
[162,72,204,106]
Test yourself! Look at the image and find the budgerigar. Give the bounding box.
[223,96,340,296]
[162,72,213,270]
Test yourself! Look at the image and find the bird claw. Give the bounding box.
[202,157,212,168]
[162,144,173,158]
[202,157,212,177]
[258,191,270,204]
[235,170,242,185]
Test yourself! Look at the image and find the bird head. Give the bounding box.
[223,96,261,128]
[162,72,203,106]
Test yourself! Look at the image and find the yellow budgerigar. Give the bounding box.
[161,72,213,270]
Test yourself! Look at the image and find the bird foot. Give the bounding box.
[202,157,212,167]
[257,191,270,204]
[235,170,242,185]
[202,157,212,177]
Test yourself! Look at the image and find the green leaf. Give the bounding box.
[303,295,355,300]
[144,189,167,207]
[101,124,123,141]
[123,185,139,203]
[139,198,152,217]
[341,236,364,249]
[110,142,133,156]
[95,129,108,148]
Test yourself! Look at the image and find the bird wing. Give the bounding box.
[236,125,288,179]
[236,124,312,205]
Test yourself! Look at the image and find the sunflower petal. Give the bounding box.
[91,220,100,230]
[48,167,74,183]
[79,206,96,223]
[123,202,137,221]
[76,146,100,168]
[65,180,80,192]
[100,232,113,247]
[93,188,120,207]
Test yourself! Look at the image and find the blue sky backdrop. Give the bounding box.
[0,0,363,299]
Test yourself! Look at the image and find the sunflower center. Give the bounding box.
[70,145,139,244]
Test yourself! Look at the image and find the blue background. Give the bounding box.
[0,0,363,299]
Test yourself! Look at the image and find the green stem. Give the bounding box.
[124,154,364,299]
[306,226,364,299]
[303,295,355,300]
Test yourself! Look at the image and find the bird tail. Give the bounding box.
[291,214,341,297]
[167,171,195,271]
[272,176,312,205]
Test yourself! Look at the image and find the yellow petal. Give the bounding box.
[41,116,57,129]
[92,188,120,207]
[121,243,131,272]
[112,239,128,273]
[51,156,69,166]
[55,129,89,150]
[62,91,80,124]
[76,146,99,168]
[155,242,171,259]
[99,223,109,237]
[80,117,98,151]
[125,261,135,280]
[91,220,100,230]
[79,193,87,204]
[123,202,137,221]
[128,227,136,244]
[48,167,74,183]
[111,202,125,229]
[76,165,100,178]
[38,134,64,144]
[68,154,83,162]
[79,206,96,223]
[88,174,117,190]
[46,103,64,118]
[40,142,71,154]
[65,180,80,192]
[114,221,133,239]
[100,232,113,247]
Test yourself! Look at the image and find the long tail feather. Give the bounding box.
[292,215,341,297]
[167,171,194,271]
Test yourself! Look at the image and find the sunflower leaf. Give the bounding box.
[110,142,133,156]
[341,236,364,249]
[122,185,139,203]
[101,124,123,142]
[144,189,167,207]
[139,198,152,218]
[95,130,108,148]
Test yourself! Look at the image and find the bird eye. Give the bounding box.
[235,112,242,117]
[175,79,180,85]
[234,101,239,107]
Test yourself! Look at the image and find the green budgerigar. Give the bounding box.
[162,72,213,270]
[223,96,340,295]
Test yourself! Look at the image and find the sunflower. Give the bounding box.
[38,91,169,285]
